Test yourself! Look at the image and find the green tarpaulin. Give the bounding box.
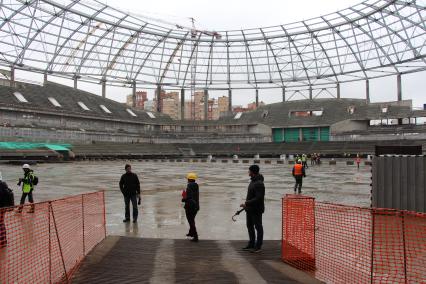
[0,142,71,151]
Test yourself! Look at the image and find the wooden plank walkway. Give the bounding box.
[71,236,323,284]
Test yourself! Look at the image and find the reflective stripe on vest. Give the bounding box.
[294,164,303,176]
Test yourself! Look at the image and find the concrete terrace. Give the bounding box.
[71,236,322,284]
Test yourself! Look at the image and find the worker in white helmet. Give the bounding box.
[16,164,37,213]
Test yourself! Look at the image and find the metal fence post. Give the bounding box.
[50,202,69,284]
[102,190,106,238]
[48,202,52,284]
[401,212,408,284]
[370,209,375,284]
[82,194,85,256]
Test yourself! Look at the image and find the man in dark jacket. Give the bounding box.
[182,172,200,242]
[0,172,14,248]
[119,164,140,223]
[240,165,265,253]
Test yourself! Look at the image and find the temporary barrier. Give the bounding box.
[282,195,426,284]
[0,191,106,283]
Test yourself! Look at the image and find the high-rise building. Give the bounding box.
[247,101,265,110]
[218,96,229,117]
[155,91,179,115]
[162,98,179,120]
[126,91,148,109]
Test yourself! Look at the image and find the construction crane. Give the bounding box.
[130,11,221,119]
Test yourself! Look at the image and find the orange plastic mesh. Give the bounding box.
[282,194,315,270]
[0,191,106,283]
[282,195,426,284]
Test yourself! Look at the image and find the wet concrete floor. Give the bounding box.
[0,159,370,240]
[71,236,322,284]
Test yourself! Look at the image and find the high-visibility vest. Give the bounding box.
[22,173,34,193]
[293,164,303,176]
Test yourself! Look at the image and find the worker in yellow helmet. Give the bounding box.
[182,172,199,242]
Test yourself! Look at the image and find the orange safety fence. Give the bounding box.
[0,191,106,283]
[282,194,426,284]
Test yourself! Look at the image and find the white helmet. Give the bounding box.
[22,164,30,169]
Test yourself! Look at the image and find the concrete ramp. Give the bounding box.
[71,236,322,284]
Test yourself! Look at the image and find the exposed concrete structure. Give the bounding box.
[0,82,425,144]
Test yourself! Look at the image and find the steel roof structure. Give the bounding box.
[0,0,425,95]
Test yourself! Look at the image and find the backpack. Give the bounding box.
[32,175,39,186]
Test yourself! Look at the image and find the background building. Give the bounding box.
[126,91,148,109]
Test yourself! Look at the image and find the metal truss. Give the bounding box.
[0,0,425,92]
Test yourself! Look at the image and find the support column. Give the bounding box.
[132,82,136,108]
[101,79,106,98]
[44,73,48,85]
[336,83,340,99]
[282,86,286,102]
[255,89,259,108]
[156,85,162,112]
[74,77,78,89]
[180,88,185,120]
[228,88,232,113]
[366,79,370,103]
[397,74,403,124]
[10,66,15,87]
[204,89,208,121]
[309,86,313,100]
[397,73,402,101]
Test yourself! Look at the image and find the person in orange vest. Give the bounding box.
[292,159,306,194]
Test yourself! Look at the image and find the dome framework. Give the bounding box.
[0,0,425,116]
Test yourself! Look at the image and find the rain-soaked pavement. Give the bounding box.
[0,159,371,240]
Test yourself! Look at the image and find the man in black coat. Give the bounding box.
[182,172,200,242]
[0,172,14,248]
[240,165,265,253]
[119,164,140,223]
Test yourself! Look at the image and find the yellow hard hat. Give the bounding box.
[186,172,198,180]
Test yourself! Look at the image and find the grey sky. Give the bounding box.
[24,0,426,108]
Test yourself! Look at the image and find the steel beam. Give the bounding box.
[228,88,232,113]
[156,85,162,112]
[10,66,15,87]
[132,82,136,108]
[180,88,185,120]
[204,89,208,121]
[74,77,78,89]
[397,73,402,102]
[366,79,370,103]
[282,86,286,102]
[255,89,259,108]
[337,83,341,99]
[101,79,106,98]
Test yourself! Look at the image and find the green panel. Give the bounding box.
[302,127,319,141]
[284,128,300,142]
[272,128,284,142]
[320,127,330,141]
[0,142,72,150]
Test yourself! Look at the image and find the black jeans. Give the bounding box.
[185,209,198,237]
[294,176,303,193]
[0,210,6,247]
[246,211,263,249]
[20,191,34,205]
[124,194,138,221]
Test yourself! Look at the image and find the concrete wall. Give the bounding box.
[249,123,272,136]
[0,126,270,144]
[372,156,426,212]
[330,119,368,134]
